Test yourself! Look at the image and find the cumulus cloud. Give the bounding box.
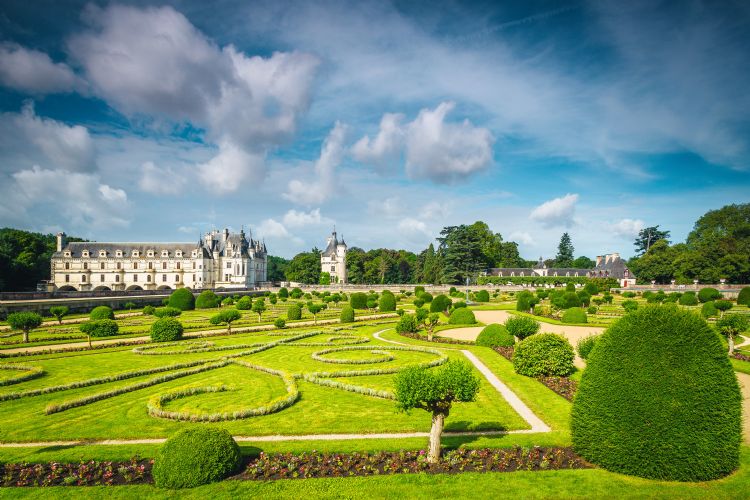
[351,113,405,172]
[3,166,130,229]
[529,193,579,228]
[284,122,347,205]
[419,201,449,221]
[282,208,329,228]
[197,142,265,194]
[138,161,186,195]
[397,217,432,243]
[257,218,304,245]
[368,196,404,218]
[0,102,96,173]
[0,43,79,94]
[612,218,644,238]
[509,231,535,246]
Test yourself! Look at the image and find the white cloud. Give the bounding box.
[351,112,405,172]
[3,166,130,229]
[509,231,535,246]
[139,161,186,195]
[197,141,265,194]
[177,225,198,234]
[368,196,404,218]
[282,208,329,228]
[0,102,96,173]
[530,193,579,228]
[0,43,79,94]
[397,217,432,243]
[257,218,304,245]
[420,201,449,221]
[612,218,644,238]
[284,122,347,205]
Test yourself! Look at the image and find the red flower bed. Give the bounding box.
[239,447,589,480]
[732,352,750,362]
[493,346,514,361]
[1,458,152,487]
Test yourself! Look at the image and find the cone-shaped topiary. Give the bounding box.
[572,305,741,481]
[340,305,355,323]
[476,324,514,347]
[448,308,476,325]
[153,428,241,488]
[167,288,195,311]
[737,287,750,306]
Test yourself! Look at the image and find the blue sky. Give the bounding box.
[0,1,748,259]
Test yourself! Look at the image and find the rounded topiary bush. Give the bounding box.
[562,308,588,324]
[80,319,119,338]
[153,428,241,489]
[430,294,452,313]
[195,290,220,309]
[504,315,540,340]
[167,288,195,311]
[418,291,433,303]
[143,305,156,315]
[396,313,418,333]
[349,292,368,310]
[701,300,717,318]
[474,290,490,302]
[476,324,514,348]
[679,291,698,306]
[698,287,721,303]
[378,293,397,312]
[150,317,184,342]
[512,333,574,377]
[90,306,114,321]
[448,308,476,325]
[274,318,286,329]
[738,287,750,306]
[235,296,252,310]
[571,305,741,481]
[286,304,302,321]
[340,305,355,323]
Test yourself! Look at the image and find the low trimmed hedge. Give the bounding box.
[448,308,476,325]
[153,428,241,488]
[153,306,182,318]
[167,288,195,311]
[476,324,514,348]
[562,308,587,324]
[512,333,575,377]
[89,306,114,321]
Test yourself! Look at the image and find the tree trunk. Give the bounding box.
[428,412,445,463]
[88,335,92,348]
[427,327,433,342]
[728,334,734,355]
[228,324,232,334]
[23,329,29,343]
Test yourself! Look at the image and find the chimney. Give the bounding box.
[56,232,66,252]
[612,252,620,261]
[223,228,229,242]
[596,255,603,267]
[605,254,612,265]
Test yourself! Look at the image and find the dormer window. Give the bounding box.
[115,250,123,258]
[161,250,169,257]
[176,250,183,257]
[99,250,107,258]
[82,250,90,258]
[132,250,139,257]
[191,250,198,257]
[147,250,154,257]
[64,251,71,258]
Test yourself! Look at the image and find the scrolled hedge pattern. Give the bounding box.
[312,347,395,364]
[0,363,44,386]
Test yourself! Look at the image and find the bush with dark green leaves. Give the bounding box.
[235,296,252,310]
[221,297,234,307]
[504,315,540,340]
[621,300,638,313]
[290,288,303,299]
[701,301,717,318]
[584,282,599,295]
[476,324,514,347]
[340,305,355,323]
[414,286,425,296]
[738,287,750,306]
[714,300,733,316]
[430,294,452,314]
[79,319,119,338]
[621,291,636,298]
[451,301,467,311]
[572,305,741,481]
[274,318,286,329]
[512,333,575,377]
[565,283,576,292]
[286,304,302,321]
[396,313,418,333]
[474,290,490,302]
[153,428,241,489]
[150,317,184,342]
[123,302,137,311]
[161,298,169,306]
[678,292,698,306]
[90,306,114,321]
[49,306,69,324]
[554,291,582,309]
[154,306,182,318]
[195,290,220,309]
[576,291,591,307]
[143,305,156,315]
[278,287,289,298]
[413,298,425,308]
[587,306,597,314]
[167,288,195,311]
[378,293,397,312]
[516,291,539,312]
[698,287,722,303]
[417,292,433,303]
[448,308,476,325]
[562,308,588,324]
[349,292,368,310]
[576,335,599,360]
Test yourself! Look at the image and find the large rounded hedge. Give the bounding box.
[90,306,114,320]
[286,304,302,321]
[512,333,574,377]
[504,315,540,340]
[167,288,195,311]
[417,291,433,303]
[678,291,698,305]
[195,290,220,309]
[698,287,721,303]
[701,300,717,318]
[340,305,355,323]
[562,308,587,324]
[153,428,241,488]
[738,287,750,306]
[430,294,452,314]
[476,324,514,348]
[378,293,397,312]
[448,308,476,325]
[80,319,119,338]
[150,317,184,342]
[474,290,490,302]
[571,305,741,481]
[350,292,368,310]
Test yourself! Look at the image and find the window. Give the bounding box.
[82,275,86,283]
[83,263,88,270]
[147,275,152,282]
[176,262,180,269]
[331,266,335,272]
[133,262,138,270]
[65,262,70,270]
[147,250,154,257]
[192,262,196,269]
[132,250,139,257]
[176,251,182,257]
[116,250,122,257]
[225,274,230,281]
[100,274,104,282]
[100,262,105,270]
[175,274,179,281]
[162,274,167,282]
[162,250,169,257]
[65,274,69,282]
[82,250,89,257]
[117,262,122,270]
[148,262,153,270]
[227,262,231,269]
[99,251,107,257]
[162,262,167,270]
[133,274,138,282]
[64,251,71,257]
[115,275,120,282]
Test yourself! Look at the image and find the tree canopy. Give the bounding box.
[555,233,574,267]
[634,225,670,255]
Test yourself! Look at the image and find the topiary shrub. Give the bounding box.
[566,283,576,292]
[143,305,156,315]
[576,335,599,360]
[153,428,241,489]
[504,315,540,340]
[430,294,452,314]
[584,282,599,295]
[278,287,289,298]
[418,292,433,303]
[476,324,514,348]
[738,287,750,306]
[562,308,587,324]
[150,317,184,342]
[414,286,425,296]
[586,306,597,314]
[576,291,591,307]
[167,288,195,311]
[621,300,638,313]
[413,298,425,308]
[153,306,182,318]
[679,291,698,306]
[512,333,575,377]
[79,319,119,338]
[474,290,490,302]
[378,293,397,312]
[698,287,721,303]
[274,318,286,329]
[701,301,717,318]
[349,292,368,310]
[572,305,741,481]
[622,291,636,298]
[396,313,418,333]
[195,290,220,309]
[286,304,302,321]
[221,297,234,307]
[516,291,539,312]
[448,308,476,325]
[340,305,355,323]
[235,296,252,310]
[90,306,114,321]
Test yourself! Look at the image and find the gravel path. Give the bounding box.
[736,372,750,445]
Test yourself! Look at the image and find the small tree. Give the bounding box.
[308,303,323,324]
[252,299,267,322]
[420,312,440,342]
[123,302,137,312]
[394,361,480,463]
[210,309,242,334]
[7,312,43,343]
[714,300,733,318]
[717,314,749,354]
[49,306,69,324]
[80,319,119,347]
